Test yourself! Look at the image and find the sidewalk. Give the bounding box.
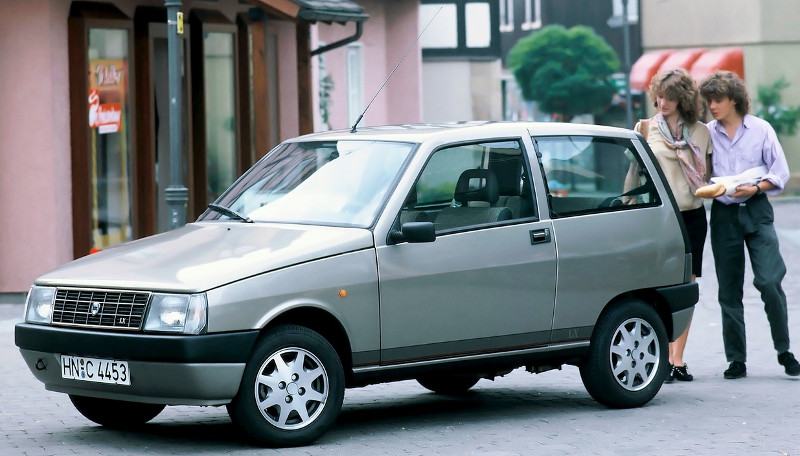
[0,303,23,322]
[0,292,25,305]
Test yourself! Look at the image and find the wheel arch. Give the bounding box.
[258,307,354,382]
[601,289,676,341]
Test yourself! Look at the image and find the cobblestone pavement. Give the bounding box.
[2,200,800,455]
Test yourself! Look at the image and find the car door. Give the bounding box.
[534,134,684,341]
[375,138,557,365]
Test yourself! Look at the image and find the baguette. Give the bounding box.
[695,182,726,198]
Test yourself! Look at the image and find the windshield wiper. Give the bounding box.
[207,203,254,223]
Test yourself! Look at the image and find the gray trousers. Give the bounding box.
[710,194,790,363]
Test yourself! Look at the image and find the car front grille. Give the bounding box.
[52,288,151,330]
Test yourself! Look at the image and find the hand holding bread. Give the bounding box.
[694,166,768,199]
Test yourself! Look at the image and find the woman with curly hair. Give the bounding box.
[635,68,713,382]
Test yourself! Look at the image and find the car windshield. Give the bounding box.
[200,140,416,227]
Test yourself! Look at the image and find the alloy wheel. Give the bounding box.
[253,347,329,430]
[608,317,660,391]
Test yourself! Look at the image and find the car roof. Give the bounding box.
[287,121,636,144]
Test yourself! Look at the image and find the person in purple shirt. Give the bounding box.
[699,70,800,379]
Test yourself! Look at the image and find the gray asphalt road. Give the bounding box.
[3,200,800,455]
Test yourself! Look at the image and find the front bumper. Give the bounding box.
[15,323,260,405]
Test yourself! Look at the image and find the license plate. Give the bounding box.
[60,355,130,385]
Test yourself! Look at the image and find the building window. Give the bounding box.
[265,30,280,147]
[521,0,542,31]
[465,3,491,48]
[420,0,500,58]
[420,3,458,49]
[499,0,513,32]
[346,43,364,128]
[203,31,238,204]
[87,28,133,250]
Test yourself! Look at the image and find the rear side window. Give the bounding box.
[534,136,660,217]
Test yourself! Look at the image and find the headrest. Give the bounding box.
[454,169,499,205]
[489,153,523,196]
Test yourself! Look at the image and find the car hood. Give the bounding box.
[36,222,374,293]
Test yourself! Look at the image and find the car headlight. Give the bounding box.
[25,286,55,324]
[144,293,207,334]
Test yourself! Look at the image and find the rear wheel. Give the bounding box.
[417,374,480,395]
[579,299,669,408]
[227,325,344,447]
[69,395,165,428]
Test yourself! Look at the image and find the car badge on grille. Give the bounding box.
[90,302,101,316]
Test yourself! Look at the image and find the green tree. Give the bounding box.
[755,77,800,137]
[507,24,620,121]
[318,52,334,130]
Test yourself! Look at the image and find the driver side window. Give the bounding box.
[399,140,536,233]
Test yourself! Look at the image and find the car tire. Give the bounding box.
[69,395,165,428]
[579,299,669,408]
[417,374,480,395]
[227,324,344,447]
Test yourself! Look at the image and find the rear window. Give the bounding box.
[534,136,660,217]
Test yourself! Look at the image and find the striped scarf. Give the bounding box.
[654,114,707,194]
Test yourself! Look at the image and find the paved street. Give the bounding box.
[2,200,800,455]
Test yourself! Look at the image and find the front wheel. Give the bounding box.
[579,299,669,408]
[227,325,344,447]
[69,395,165,428]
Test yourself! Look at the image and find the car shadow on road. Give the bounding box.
[46,408,250,452]
[341,387,596,424]
[43,381,670,451]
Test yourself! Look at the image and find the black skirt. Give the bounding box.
[682,205,708,277]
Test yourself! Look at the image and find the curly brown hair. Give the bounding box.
[649,68,702,123]
[699,70,750,116]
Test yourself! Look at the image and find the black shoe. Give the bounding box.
[724,361,747,379]
[673,364,694,382]
[664,364,675,383]
[778,351,800,376]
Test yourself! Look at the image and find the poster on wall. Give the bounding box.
[88,59,126,134]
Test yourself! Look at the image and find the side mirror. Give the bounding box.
[388,221,436,244]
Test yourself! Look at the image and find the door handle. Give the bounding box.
[530,228,551,245]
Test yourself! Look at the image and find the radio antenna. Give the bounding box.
[350,7,441,133]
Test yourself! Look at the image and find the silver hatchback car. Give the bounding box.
[16,122,697,447]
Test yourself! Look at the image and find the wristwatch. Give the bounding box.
[754,184,763,195]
